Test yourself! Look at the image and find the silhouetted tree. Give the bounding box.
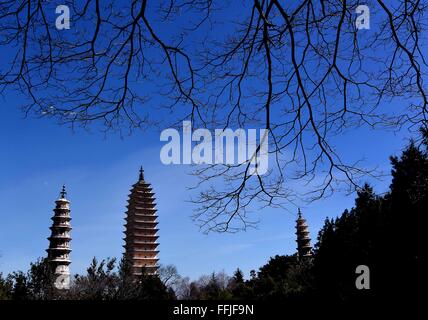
[135,272,175,300]
[227,269,248,300]
[26,258,57,300]
[312,129,428,301]
[0,273,12,300]
[245,255,311,300]
[381,132,428,297]
[114,256,139,300]
[68,257,175,300]
[9,271,29,300]
[69,257,118,300]
[312,187,380,301]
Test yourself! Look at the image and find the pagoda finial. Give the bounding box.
[139,166,144,181]
[60,185,67,199]
[298,208,302,218]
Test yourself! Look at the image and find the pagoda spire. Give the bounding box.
[296,209,312,260]
[139,166,144,181]
[46,186,72,289]
[60,185,67,198]
[123,167,159,277]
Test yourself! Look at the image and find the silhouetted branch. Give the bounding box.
[0,0,427,232]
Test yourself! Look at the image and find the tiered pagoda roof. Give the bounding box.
[46,186,72,289]
[123,167,159,276]
[296,209,312,259]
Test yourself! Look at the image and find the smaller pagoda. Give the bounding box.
[46,186,72,289]
[296,209,312,259]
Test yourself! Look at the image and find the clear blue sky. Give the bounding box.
[0,98,411,279]
[0,0,419,280]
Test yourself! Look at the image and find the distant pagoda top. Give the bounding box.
[296,209,312,260]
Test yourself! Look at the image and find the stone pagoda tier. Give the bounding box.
[296,209,312,259]
[123,167,159,276]
[46,186,72,287]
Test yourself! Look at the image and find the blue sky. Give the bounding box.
[0,0,421,280]
[0,97,411,279]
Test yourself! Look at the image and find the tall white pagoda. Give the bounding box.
[46,186,72,289]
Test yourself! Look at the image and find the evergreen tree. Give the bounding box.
[135,271,176,300]
[26,258,56,300]
[243,255,310,300]
[9,271,29,300]
[70,257,118,300]
[0,273,12,300]
[312,129,428,301]
[228,269,247,299]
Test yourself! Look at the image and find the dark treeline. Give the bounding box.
[1,129,427,301]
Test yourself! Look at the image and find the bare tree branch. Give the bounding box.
[0,0,427,232]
